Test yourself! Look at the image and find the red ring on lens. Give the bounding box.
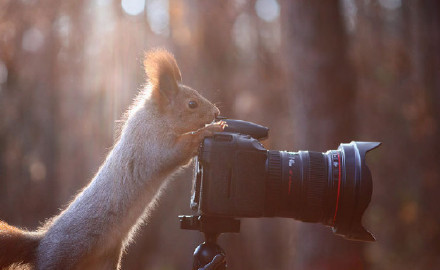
[333,153,342,225]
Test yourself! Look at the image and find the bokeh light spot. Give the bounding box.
[22,27,44,52]
[233,13,253,51]
[378,0,401,10]
[29,160,47,182]
[121,0,145,16]
[146,0,170,36]
[255,0,280,22]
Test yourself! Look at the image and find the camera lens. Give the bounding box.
[265,142,380,241]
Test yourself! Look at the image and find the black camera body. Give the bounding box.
[180,119,381,242]
[193,127,269,218]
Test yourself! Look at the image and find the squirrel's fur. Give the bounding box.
[0,49,221,270]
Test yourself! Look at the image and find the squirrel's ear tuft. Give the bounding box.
[144,49,182,106]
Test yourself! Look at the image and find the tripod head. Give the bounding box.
[179,215,240,270]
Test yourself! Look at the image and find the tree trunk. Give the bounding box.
[408,0,440,268]
[284,0,365,269]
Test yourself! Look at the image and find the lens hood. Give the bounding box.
[332,141,381,241]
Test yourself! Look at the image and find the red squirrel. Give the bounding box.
[0,49,224,269]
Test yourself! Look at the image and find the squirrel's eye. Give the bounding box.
[188,100,198,109]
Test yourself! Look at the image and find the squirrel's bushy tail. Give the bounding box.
[0,221,41,268]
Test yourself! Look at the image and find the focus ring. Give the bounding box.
[266,150,282,216]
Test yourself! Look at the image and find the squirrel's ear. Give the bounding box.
[144,49,182,106]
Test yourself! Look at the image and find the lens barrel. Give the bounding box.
[266,141,380,241]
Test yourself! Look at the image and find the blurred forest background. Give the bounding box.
[0,0,439,269]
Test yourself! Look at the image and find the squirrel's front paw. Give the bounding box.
[200,121,227,137]
[177,121,226,157]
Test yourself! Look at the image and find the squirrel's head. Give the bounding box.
[143,49,220,134]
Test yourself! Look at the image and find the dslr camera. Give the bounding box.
[179,118,381,269]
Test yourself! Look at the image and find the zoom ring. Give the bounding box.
[302,151,328,222]
[266,151,282,216]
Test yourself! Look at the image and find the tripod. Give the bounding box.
[179,215,241,270]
